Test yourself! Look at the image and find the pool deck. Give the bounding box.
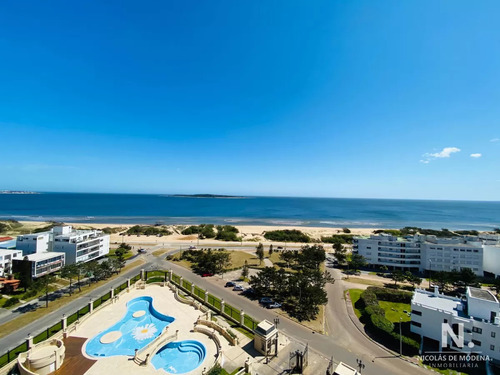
[68,284,250,375]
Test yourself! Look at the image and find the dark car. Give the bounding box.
[266,302,282,309]
[243,288,255,297]
[259,297,273,305]
[201,273,214,277]
[225,281,236,287]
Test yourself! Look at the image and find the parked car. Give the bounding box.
[233,285,244,291]
[201,273,214,277]
[277,246,283,250]
[225,281,236,288]
[259,297,273,305]
[189,246,197,250]
[243,288,255,297]
[266,302,282,309]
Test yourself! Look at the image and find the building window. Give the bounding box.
[411,310,422,316]
[472,327,482,334]
[491,332,496,338]
[472,340,481,347]
[491,345,495,351]
[411,321,421,327]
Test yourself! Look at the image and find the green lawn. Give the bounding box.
[378,300,411,322]
[348,289,364,318]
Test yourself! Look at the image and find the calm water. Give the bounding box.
[0,193,499,230]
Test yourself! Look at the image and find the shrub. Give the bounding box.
[3,297,20,307]
[369,287,412,303]
[342,228,351,234]
[360,289,378,308]
[263,230,310,243]
[370,313,394,334]
[365,305,385,317]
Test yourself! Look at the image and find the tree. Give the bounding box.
[492,278,500,296]
[279,250,296,268]
[241,260,249,280]
[256,243,265,265]
[391,271,406,287]
[434,271,451,291]
[457,268,477,286]
[406,273,422,288]
[18,256,33,291]
[269,244,273,256]
[348,254,366,272]
[333,243,347,264]
[213,251,231,277]
[60,264,77,295]
[298,245,326,270]
[109,258,124,274]
[32,275,56,308]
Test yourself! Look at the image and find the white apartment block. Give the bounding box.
[13,252,66,279]
[0,249,23,276]
[353,233,500,276]
[52,226,110,264]
[411,287,500,362]
[15,225,110,265]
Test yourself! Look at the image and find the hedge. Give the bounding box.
[369,287,412,303]
[370,313,394,334]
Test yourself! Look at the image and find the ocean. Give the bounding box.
[0,193,498,230]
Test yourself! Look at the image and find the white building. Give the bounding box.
[353,233,497,276]
[15,226,110,265]
[52,226,110,264]
[411,287,500,362]
[0,249,23,276]
[13,252,66,279]
[16,232,51,255]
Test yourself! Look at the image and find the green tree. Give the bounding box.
[213,251,231,277]
[60,264,77,295]
[391,271,406,287]
[18,256,33,291]
[348,254,366,272]
[434,271,451,291]
[269,244,273,256]
[457,268,477,286]
[298,245,326,270]
[256,243,265,265]
[33,275,56,308]
[333,243,347,264]
[241,260,249,280]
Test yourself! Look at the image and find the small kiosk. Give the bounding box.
[253,319,278,357]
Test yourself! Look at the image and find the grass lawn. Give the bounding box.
[229,251,259,268]
[152,249,168,256]
[378,300,411,322]
[0,259,145,340]
[348,289,364,318]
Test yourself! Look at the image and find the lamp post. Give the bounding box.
[399,317,402,356]
[356,358,365,373]
[428,259,432,289]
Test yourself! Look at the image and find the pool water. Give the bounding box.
[151,340,206,374]
[85,296,175,358]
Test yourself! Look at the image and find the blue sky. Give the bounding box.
[0,1,499,200]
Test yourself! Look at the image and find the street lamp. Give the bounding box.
[399,317,402,356]
[274,316,280,328]
[356,358,365,373]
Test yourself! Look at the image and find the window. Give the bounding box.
[411,321,421,327]
[491,345,495,351]
[411,310,422,316]
[492,332,496,338]
[472,327,482,334]
[472,339,481,347]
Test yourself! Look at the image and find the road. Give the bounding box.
[0,247,432,375]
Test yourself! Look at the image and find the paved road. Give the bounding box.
[0,248,432,375]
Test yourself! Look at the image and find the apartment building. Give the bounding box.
[411,287,500,362]
[353,233,498,276]
[13,252,65,280]
[51,226,110,264]
[0,249,23,276]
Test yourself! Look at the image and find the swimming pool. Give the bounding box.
[85,296,175,358]
[151,340,206,374]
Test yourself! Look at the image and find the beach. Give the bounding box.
[7,221,377,247]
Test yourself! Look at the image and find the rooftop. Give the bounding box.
[26,252,65,261]
[412,289,463,316]
[468,287,498,303]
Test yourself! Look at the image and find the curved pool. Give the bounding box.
[151,340,206,374]
[85,296,175,358]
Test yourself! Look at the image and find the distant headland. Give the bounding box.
[0,190,39,195]
[167,194,247,199]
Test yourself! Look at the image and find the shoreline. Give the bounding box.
[2,220,496,247]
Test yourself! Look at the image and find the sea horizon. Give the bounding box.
[0,192,499,231]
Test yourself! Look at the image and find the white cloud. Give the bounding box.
[470,153,482,158]
[421,147,461,163]
[491,138,499,142]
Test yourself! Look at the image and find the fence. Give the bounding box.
[154,270,259,335]
[0,272,141,371]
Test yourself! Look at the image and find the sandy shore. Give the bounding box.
[10,220,377,247]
